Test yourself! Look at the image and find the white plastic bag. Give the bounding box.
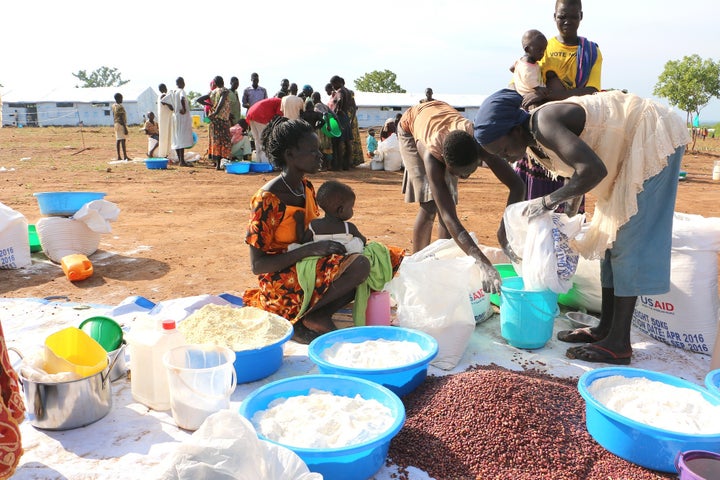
[159,410,320,480]
[386,238,483,370]
[72,199,120,233]
[0,202,31,269]
[504,202,584,293]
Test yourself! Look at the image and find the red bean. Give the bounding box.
[387,365,673,480]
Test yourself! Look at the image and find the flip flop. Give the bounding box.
[557,327,601,343]
[566,344,632,365]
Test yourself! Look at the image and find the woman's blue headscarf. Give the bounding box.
[474,89,530,145]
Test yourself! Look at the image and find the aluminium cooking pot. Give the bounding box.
[14,347,123,430]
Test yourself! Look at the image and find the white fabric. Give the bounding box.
[512,59,544,96]
[249,120,268,163]
[162,89,193,150]
[529,91,691,259]
[280,95,304,120]
[157,96,173,157]
[376,134,402,171]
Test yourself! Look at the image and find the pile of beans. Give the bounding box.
[387,365,673,480]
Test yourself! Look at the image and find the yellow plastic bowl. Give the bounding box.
[44,327,108,377]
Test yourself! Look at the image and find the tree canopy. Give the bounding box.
[72,67,129,88]
[653,54,720,125]
[354,70,406,93]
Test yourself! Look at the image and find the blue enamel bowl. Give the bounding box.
[578,367,720,473]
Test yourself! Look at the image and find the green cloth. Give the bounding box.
[295,255,322,319]
[293,242,393,325]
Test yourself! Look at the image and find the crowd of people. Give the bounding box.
[113,0,695,366]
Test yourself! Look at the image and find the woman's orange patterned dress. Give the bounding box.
[243,179,403,323]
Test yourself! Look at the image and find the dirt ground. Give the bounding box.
[2,125,719,307]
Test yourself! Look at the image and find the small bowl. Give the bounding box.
[239,374,405,480]
[33,192,106,216]
[79,316,123,352]
[145,158,168,170]
[565,311,600,329]
[249,162,274,173]
[226,161,251,174]
[308,326,438,396]
[233,320,293,384]
[578,367,720,473]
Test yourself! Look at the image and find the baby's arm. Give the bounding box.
[347,222,367,245]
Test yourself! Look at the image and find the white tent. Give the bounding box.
[353,92,488,128]
[1,84,157,127]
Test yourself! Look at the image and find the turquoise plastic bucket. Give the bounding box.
[499,277,559,349]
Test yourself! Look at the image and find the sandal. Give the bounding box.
[566,344,631,365]
[290,321,323,345]
[557,327,601,343]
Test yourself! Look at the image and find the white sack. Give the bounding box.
[386,237,489,370]
[159,410,320,480]
[37,217,101,263]
[632,213,720,355]
[557,256,602,313]
[377,134,402,171]
[0,202,31,269]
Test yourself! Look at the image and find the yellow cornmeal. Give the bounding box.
[179,304,292,351]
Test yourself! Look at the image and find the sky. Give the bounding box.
[2,0,719,122]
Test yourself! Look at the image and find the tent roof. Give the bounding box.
[353,91,488,108]
[0,83,154,103]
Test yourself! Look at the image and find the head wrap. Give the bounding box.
[474,89,530,145]
[302,84,313,92]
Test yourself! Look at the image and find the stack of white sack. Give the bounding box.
[37,199,120,263]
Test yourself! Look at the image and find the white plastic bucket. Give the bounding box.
[163,344,237,431]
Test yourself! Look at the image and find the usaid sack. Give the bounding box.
[631,213,720,355]
[0,202,31,269]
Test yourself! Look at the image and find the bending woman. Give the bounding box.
[243,117,374,343]
[475,89,690,365]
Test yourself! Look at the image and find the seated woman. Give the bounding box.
[243,117,402,343]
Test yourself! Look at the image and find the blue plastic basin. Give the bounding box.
[308,326,438,397]
[578,367,720,473]
[239,374,405,480]
[233,322,293,383]
[33,192,106,216]
[249,162,273,173]
[145,158,168,170]
[226,161,251,174]
[705,369,720,399]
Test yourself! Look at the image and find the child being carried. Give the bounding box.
[289,180,366,254]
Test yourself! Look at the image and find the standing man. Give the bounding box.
[112,93,130,161]
[161,77,194,166]
[157,83,174,159]
[242,72,268,114]
[245,97,282,164]
[228,76,243,126]
[275,78,290,98]
[419,87,435,103]
[280,83,304,120]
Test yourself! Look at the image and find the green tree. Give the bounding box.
[653,54,720,149]
[354,70,406,93]
[72,66,130,88]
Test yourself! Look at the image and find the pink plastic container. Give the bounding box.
[365,291,391,326]
[676,450,720,480]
